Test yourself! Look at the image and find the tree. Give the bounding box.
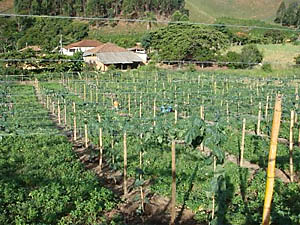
[144,12,157,30]
[274,2,286,24]
[30,0,40,15]
[282,2,299,26]
[142,24,229,62]
[240,44,263,69]
[171,10,189,22]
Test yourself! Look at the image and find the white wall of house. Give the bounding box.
[135,52,147,63]
[62,47,96,56]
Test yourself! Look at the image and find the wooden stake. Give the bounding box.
[52,101,55,115]
[170,140,176,225]
[57,100,61,125]
[153,98,156,126]
[84,123,88,148]
[175,105,178,124]
[73,102,77,141]
[102,93,105,106]
[289,110,295,182]
[46,95,49,109]
[123,132,128,198]
[265,95,269,121]
[139,96,142,118]
[139,133,144,212]
[98,114,103,170]
[262,95,282,225]
[212,156,217,220]
[226,101,229,123]
[64,99,67,126]
[200,106,204,151]
[214,81,217,95]
[257,102,262,135]
[240,118,246,167]
[111,138,115,164]
[295,95,299,123]
[128,94,131,115]
[83,83,86,101]
[96,87,99,103]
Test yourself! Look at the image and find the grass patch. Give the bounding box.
[185,0,295,22]
[228,44,300,69]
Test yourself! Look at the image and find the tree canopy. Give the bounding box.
[274,1,300,27]
[14,0,187,18]
[142,24,229,62]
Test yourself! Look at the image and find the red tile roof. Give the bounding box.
[85,43,128,55]
[64,40,103,49]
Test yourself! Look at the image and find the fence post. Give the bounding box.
[262,95,282,225]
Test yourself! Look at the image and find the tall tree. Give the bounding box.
[274,1,286,24]
[282,2,299,26]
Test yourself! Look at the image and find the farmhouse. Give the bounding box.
[83,42,144,71]
[61,40,102,56]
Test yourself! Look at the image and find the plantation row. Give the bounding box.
[33,71,300,224]
[0,83,121,224]
[1,71,300,224]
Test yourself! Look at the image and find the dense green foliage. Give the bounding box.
[0,17,89,52]
[274,1,300,27]
[142,24,229,62]
[222,45,263,69]
[14,0,187,18]
[24,70,300,224]
[0,84,117,224]
[0,49,84,75]
[215,17,298,45]
[0,0,187,53]
[89,30,144,48]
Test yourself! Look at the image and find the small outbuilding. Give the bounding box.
[83,43,144,71]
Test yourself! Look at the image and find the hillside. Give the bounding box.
[1,0,296,24]
[0,0,13,13]
[185,0,296,22]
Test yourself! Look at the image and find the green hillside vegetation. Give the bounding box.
[14,0,187,18]
[185,0,296,22]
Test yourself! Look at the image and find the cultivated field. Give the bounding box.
[1,71,300,224]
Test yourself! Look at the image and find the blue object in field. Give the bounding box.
[160,106,172,113]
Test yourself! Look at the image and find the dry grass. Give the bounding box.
[228,44,300,69]
[0,0,13,12]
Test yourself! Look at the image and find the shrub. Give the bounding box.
[225,51,242,69]
[261,63,272,72]
[221,45,263,69]
[295,55,300,65]
[240,44,263,69]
